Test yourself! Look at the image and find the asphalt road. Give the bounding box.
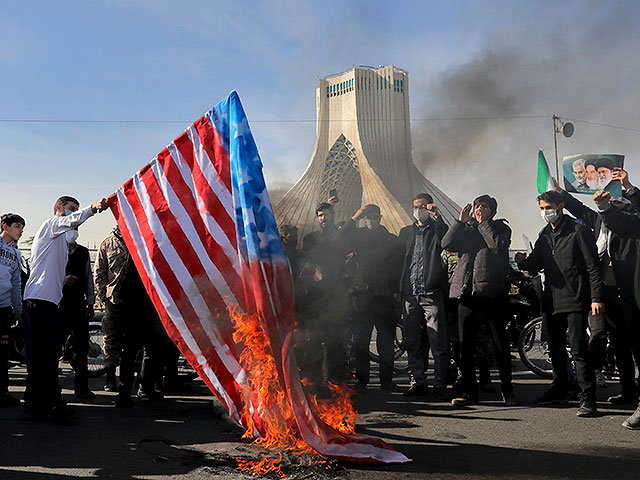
[1,360,639,480]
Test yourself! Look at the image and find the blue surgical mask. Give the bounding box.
[65,210,73,216]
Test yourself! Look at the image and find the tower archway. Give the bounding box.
[318,134,362,222]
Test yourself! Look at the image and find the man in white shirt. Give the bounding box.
[23,195,107,420]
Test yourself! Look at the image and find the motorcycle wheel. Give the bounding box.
[518,317,553,379]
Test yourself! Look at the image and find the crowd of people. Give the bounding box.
[281,166,640,429]
[0,196,185,421]
[1,167,640,432]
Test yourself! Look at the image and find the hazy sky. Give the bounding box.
[2,1,640,249]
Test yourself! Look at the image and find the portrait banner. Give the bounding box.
[562,154,624,196]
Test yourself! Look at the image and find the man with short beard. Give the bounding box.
[399,193,449,398]
[572,158,589,191]
[346,204,401,392]
[300,201,352,391]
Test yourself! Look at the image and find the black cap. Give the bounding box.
[596,157,614,170]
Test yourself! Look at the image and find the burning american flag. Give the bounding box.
[107,91,410,465]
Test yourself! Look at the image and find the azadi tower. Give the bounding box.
[274,65,460,239]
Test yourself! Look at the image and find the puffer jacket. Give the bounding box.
[441,219,511,299]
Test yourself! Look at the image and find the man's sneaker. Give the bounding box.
[535,388,569,405]
[595,370,608,388]
[433,387,451,401]
[451,393,477,407]
[104,378,117,392]
[502,392,519,406]
[621,405,640,430]
[608,393,636,405]
[576,398,598,417]
[403,384,428,397]
[104,367,117,392]
[0,393,21,408]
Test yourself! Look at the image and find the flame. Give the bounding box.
[310,382,358,435]
[228,304,358,476]
[237,453,285,478]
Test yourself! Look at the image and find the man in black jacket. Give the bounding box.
[399,193,449,398]
[442,195,516,406]
[515,190,604,417]
[594,189,640,429]
[552,173,640,404]
[300,202,352,390]
[58,230,96,400]
[347,204,401,392]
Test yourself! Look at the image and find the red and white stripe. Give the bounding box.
[108,114,260,434]
[108,104,410,463]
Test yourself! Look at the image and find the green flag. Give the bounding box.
[536,150,553,193]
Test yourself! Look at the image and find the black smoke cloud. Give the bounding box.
[410,5,640,245]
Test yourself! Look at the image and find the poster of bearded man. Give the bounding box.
[562,153,625,196]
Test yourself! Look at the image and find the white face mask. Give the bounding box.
[413,208,431,223]
[65,230,79,244]
[540,208,560,224]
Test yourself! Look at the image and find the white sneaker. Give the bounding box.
[595,370,608,388]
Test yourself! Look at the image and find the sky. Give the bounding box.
[2,0,640,249]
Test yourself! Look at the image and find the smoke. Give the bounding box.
[411,5,640,246]
[413,48,554,168]
[267,182,294,206]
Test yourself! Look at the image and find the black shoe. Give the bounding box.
[432,387,452,401]
[535,388,569,405]
[50,405,75,423]
[74,390,96,400]
[115,395,134,408]
[451,393,478,406]
[403,384,428,397]
[576,398,598,418]
[380,382,402,393]
[0,393,21,408]
[608,393,637,405]
[479,380,496,394]
[137,387,164,401]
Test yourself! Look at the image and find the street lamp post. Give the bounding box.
[552,114,574,181]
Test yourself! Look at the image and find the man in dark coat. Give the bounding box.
[594,189,640,429]
[299,202,352,390]
[552,173,640,404]
[58,230,96,400]
[516,190,604,417]
[346,204,401,392]
[399,193,449,398]
[442,195,516,406]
